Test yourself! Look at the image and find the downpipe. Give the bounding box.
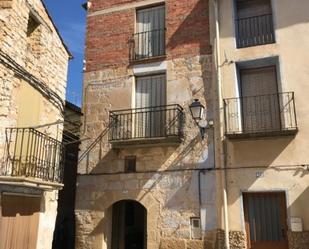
[212,0,231,248]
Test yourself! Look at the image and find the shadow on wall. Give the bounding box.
[226,135,309,205]
[288,186,309,230]
[166,0,211,56]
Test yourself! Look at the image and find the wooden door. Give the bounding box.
[0,194,41,249]
[111,201,147,249]
[243,192,288,249]
[240,66,281,133]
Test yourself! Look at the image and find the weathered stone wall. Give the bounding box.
[288,231,309,249]
[79,0,215,248]
[0,0,69,159]
[77,54,216,249]
[0,1,70,249]
[213,230,246,249]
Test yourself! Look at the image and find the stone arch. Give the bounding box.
[99,191,161,249]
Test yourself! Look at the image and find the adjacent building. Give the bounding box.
[0,0,71,248]
[210,0,309,248]
[53,101,83,249]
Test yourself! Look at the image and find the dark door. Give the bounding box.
[0,194,41,249]
[111,201,147,249]
[240,66,281,133]
[243,192,288,249]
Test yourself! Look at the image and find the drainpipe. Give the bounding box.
[212,1,230,248]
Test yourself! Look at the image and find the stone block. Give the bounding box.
[288,231,309,249]
[159,238,186,249]
[186,240,204,249]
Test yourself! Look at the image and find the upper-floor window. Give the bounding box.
[26,13,42,57]
[224,61,298,138]
[131,5,165,61]
[235,0,275,48]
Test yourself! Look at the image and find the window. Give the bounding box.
[133,5,165,60]
[235,0,275,48]
[224,60,298,137]
[124,156,136,173]
[135,74,166,138]
[26,13,42,56]
[27,14,40,37]
[239,66,280,133]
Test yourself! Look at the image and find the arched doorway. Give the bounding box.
[111,200,147,249]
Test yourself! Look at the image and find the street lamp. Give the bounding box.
[189,99,211,139]
[189,99,205,122]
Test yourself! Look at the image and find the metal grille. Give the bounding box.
[109,104,184,141]
[224,92,298,137]
[236,14,275,48]
[130,29,166,61]
[130,5,165,61]
[1,128,64,183]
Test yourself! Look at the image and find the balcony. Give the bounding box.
[236,14,275,48]
[224,92,298,139]
[129,29,166,62]
[109,104,184,148]
[1,127,64,185]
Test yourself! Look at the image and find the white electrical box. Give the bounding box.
[190,217,202,239]
[291,217,303,232]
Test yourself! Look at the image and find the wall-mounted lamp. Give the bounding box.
[189,99,213,139]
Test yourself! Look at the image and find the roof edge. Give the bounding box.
[41,0,73,59]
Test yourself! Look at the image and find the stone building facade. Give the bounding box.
[210,0,309,249]
[76,1,220,249]
[0,0,71,248]
[77,0,309,249]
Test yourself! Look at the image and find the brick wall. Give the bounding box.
[85,0,211,72]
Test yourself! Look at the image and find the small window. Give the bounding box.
[27,14,40,37]
[124,156,136,173]
[190,217,202,239]
[26,12,42,57]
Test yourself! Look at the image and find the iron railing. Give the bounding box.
[224,92,298,137]
[236,14,275,48]
[109,104,184,142]
[130,29,166,61]
[1,127,64,183]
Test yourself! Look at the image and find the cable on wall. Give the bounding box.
[0,50,65,113]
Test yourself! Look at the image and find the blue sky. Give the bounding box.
[44,0,87,107]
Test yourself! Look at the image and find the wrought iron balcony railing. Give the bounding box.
[1,127,64,183]
[236,14,275,48]
[224,92,298,138]
[130,29,166,62]
[109,104,184,145]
